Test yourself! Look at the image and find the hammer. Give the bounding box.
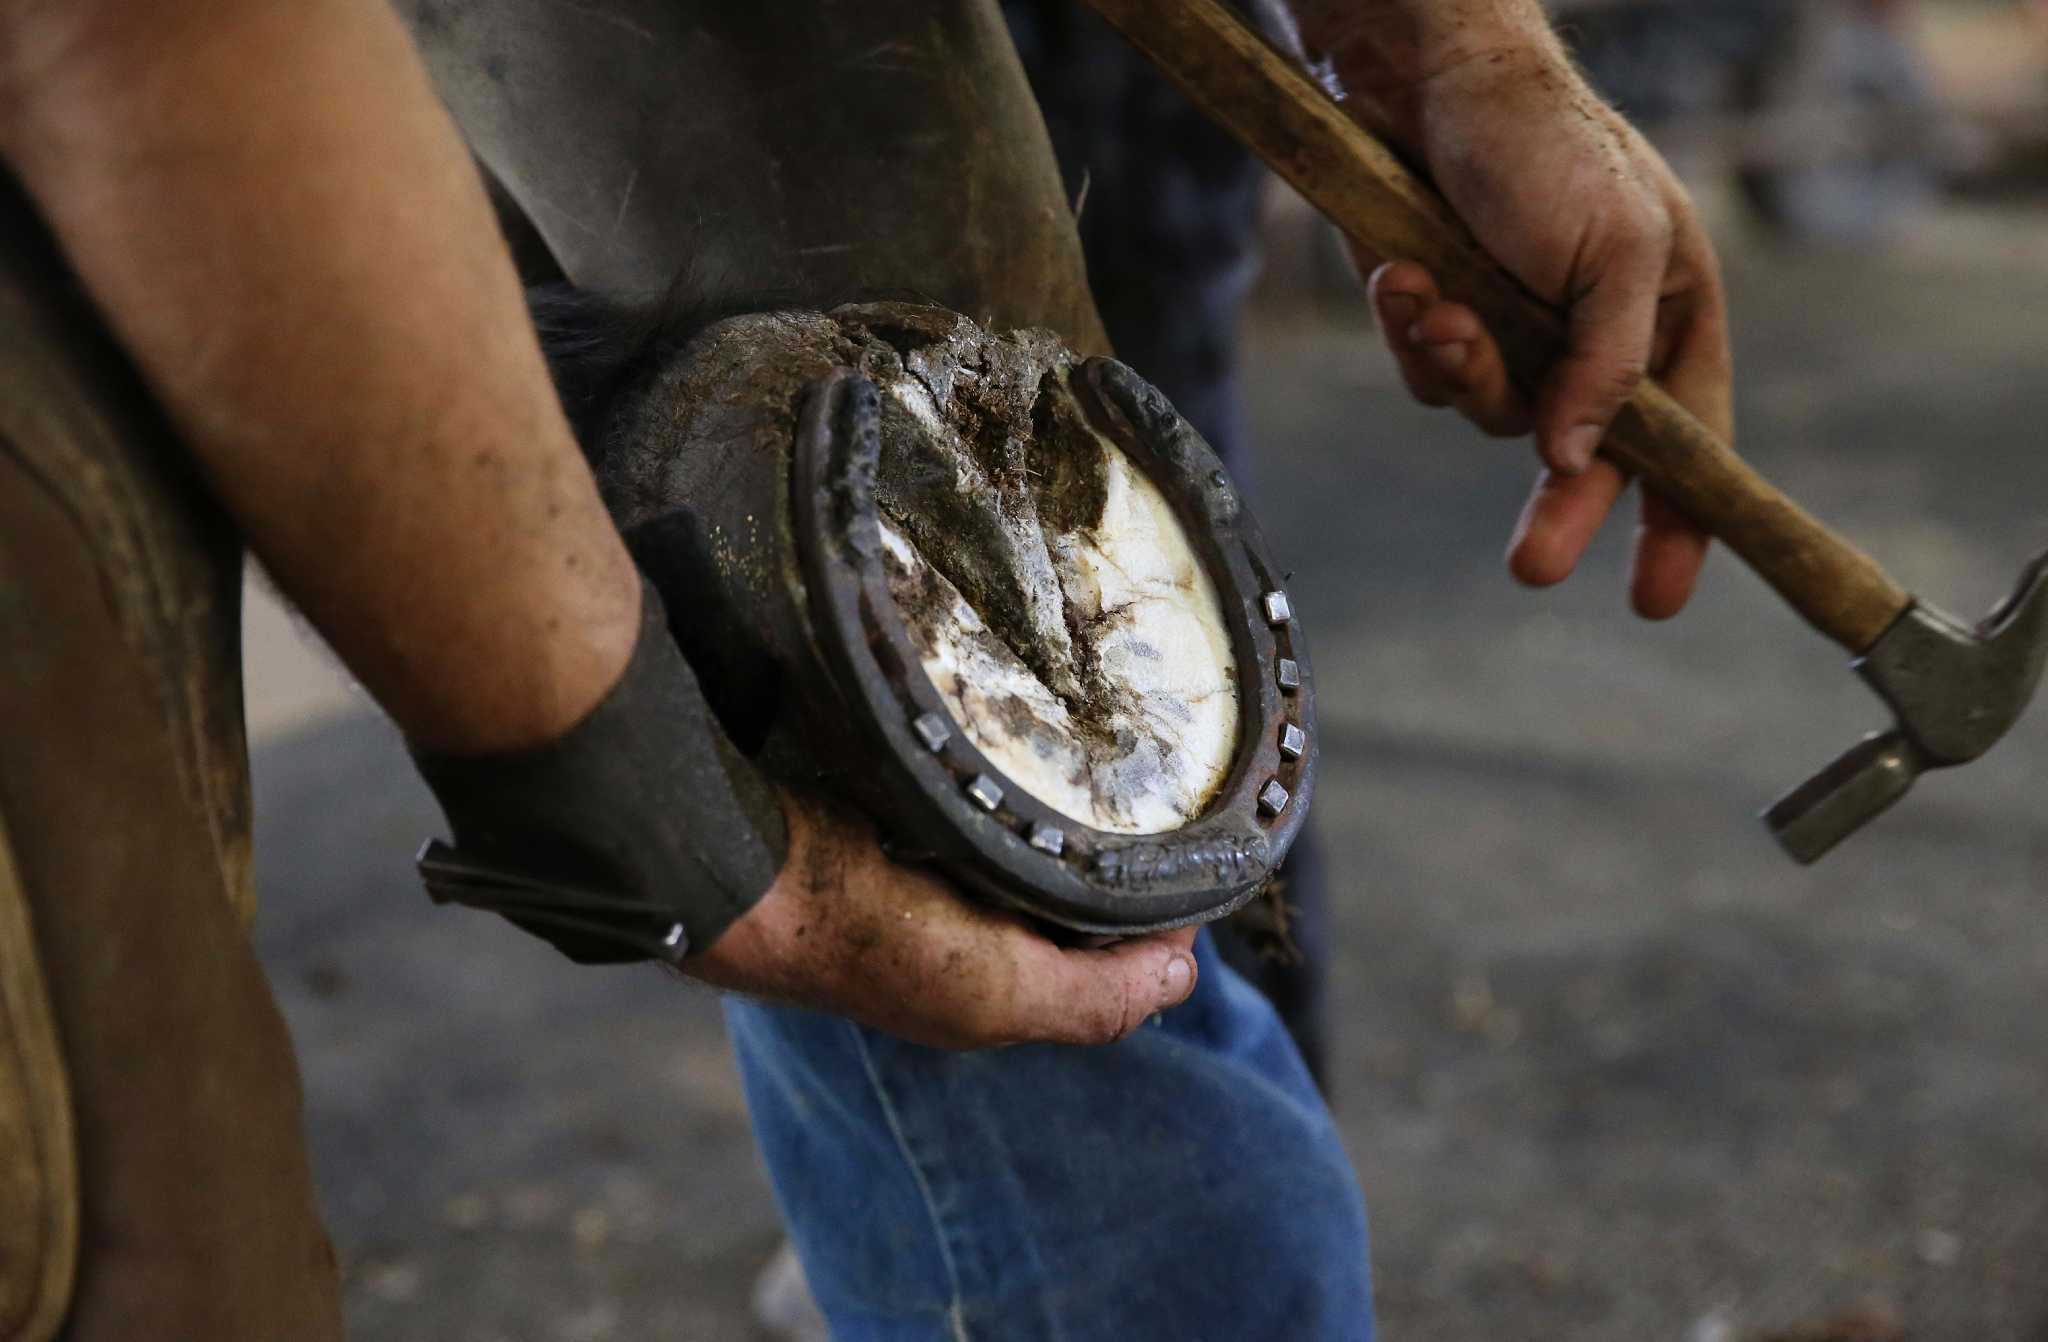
[1080,0,2048,863]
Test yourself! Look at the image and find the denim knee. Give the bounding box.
[725,932,1373,1341]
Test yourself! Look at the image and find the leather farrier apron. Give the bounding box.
[0,171,344,1341]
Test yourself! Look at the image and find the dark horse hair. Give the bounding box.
[526,265,939,469]
[526,275,784,469]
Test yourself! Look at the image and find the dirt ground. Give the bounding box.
[247,195,2048,1341]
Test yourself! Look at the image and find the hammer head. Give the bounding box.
[1766,549,2048,863]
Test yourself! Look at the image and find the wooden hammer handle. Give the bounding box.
[1079,0,1911,654]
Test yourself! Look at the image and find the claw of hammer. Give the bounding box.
[1766,550,2048,863]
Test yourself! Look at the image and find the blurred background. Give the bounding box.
[247,2,2048,1336]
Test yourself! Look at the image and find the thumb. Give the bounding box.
[1535,228,1667,477]
[1010,927,1200,1047]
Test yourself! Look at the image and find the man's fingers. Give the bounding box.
[1369,262,1453,407]
[714,795,1209,1053]
[1628,221,1726,619]
[1630,484,1710,619]
[1535,225,1668,477]
[1407,303,1532,438]
[1644,283,1732,438]
[1000,926,1200,1048]
[1370,262,1532,436]
[1507,460,1630,587]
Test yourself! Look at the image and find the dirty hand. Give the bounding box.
[1354,46,1733,619]
[687,794,1199,1050]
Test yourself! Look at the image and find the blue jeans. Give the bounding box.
[726,931,1373,1340]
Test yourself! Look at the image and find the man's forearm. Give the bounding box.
[0,0,638,753]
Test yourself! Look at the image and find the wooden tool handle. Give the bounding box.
[1080,0,1911,654]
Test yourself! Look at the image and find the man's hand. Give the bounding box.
[688,796,1200,1050]
[1295,4,1733,619]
